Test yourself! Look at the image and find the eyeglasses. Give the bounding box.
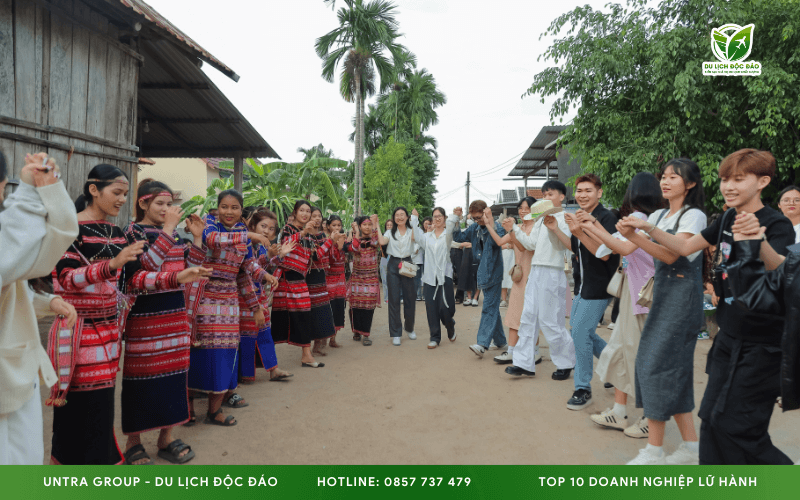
[432,215,444,220]
[780,198,800,205]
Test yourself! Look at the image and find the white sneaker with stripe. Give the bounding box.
[590,408,627,430]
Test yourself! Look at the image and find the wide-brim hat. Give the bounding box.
[523,200,563,222]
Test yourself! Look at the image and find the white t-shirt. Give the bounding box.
[647,207,707,261]
[384,227,415,258]
[794,223,800,244]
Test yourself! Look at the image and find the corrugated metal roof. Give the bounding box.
[117,0,239,81]
[137,39,279,158]
[507,125,568,177]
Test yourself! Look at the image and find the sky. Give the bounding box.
[145,0,608,208]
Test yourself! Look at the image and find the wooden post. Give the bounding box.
[233,153,243,192]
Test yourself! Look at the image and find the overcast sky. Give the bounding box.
[146,0,608,208]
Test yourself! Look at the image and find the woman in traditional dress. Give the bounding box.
[579,173,661,438]
[307,207,338,357]
[120,179,212,464]
[346,216,381,345]
[326,215,348,347]
[271,200,333,367]
[49,165,203,465]
[240,208,295,382]
[187,189,275,427]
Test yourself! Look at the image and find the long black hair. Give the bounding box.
[390,206,410,240]
[620,172,664,217]
[660,158,706,224]
[75,164,128,211]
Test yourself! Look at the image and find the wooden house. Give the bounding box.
[0,0,278,223]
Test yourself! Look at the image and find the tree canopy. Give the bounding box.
[525,0,800,209]
[362,138,415,222]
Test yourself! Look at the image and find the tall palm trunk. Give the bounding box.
[359,82,366,216]
[354,66,364,216]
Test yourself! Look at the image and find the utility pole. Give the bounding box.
[465,171,470,211]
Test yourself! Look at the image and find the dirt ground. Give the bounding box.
[39,300,799,465]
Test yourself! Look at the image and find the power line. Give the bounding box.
[471,150,526,179]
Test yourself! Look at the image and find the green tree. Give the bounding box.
[316,0,407,216]
[525,0,800,209]
[402,139,438,214]
[297,144,335,161]
[180,157,352,226]
[378,68,447,140]
[362,138,414,222]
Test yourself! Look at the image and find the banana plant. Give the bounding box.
[180,177,234,218]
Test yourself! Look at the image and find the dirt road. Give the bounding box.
[39,301,800,464]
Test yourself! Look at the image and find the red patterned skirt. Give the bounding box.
[271,270,315,346]
[121,292,191,434]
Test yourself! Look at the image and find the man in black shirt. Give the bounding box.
[632,149,794,464]
[562,174,620,410]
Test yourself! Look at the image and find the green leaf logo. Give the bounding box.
[710,24,755,63]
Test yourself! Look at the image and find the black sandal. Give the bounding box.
[124,444,154,465]
[222,393,249,408]
[205,408,237,426]
[157,439,196,464]
[353,333,362,341]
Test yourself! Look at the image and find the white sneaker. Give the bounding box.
[472,298,480,307]
[624,416,650,439]
[463,299,472,306]
[499,300,508,308]
[427,341,438,349]
[607,322,616,330]
[626,447,666,465]
[469,344,485,358]
[407,331,417,340]
[590,408,627,430]
[392,337,401,346]
[493,351,513,364]
[665,443,699,465]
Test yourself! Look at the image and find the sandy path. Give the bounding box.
[39,301,799,464]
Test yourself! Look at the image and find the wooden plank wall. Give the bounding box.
[0,0,140,224]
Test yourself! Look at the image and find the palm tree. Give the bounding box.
[297,144,335,161]
[377,68,446,139]
[315,0,407,215]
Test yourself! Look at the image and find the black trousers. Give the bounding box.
[424,277,456,344]
[698,331,793,465]
[387,256,416,338]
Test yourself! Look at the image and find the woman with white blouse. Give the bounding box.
[373,208,417,346]
[411,207,460,348]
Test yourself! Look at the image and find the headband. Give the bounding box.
[87,178,130,185]
[139,191,173,201]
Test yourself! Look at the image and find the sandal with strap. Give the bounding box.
[124,444,154,465]
[222,393,249,408]
[205,408,237,426]
[353,333,362,341]
[157,439,196,464]
[362,337,373,346]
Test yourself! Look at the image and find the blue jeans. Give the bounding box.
[476,282,507,349]
[570,295,608,391]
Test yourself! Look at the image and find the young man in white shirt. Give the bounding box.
[498,181,577,378]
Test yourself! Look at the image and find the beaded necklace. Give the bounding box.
[82,221,124,261]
